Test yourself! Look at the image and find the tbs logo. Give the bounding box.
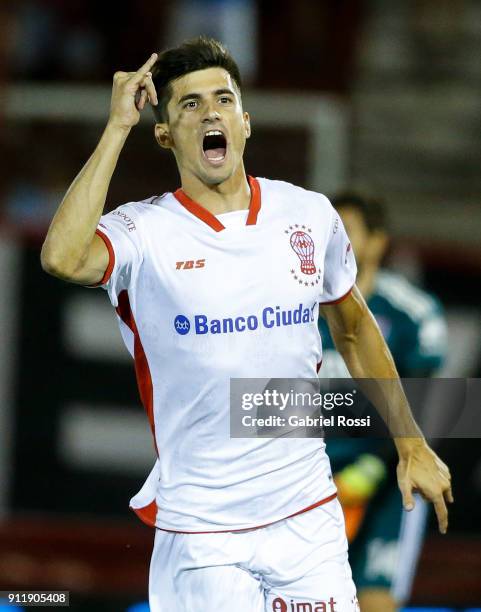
[174,315,190,335]
[176,259,205,270]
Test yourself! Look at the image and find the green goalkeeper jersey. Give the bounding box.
[318,270,447,467]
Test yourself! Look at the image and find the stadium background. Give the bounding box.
[0,1,480,610]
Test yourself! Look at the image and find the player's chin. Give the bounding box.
[199,160,233,185]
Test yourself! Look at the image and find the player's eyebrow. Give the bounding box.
[214,88,236,97]
[177,88,236,105]
[178,93,202,105]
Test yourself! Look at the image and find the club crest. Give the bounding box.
[285,225,322,287]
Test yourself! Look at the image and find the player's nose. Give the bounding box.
[202,102,221,123]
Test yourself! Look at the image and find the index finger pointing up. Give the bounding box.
[131,53,158,84]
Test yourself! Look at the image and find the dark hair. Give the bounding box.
[331,191,388,233]
[151,36,242,123]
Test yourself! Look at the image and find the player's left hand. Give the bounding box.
[396,438,453,534]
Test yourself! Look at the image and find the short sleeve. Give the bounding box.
[92,204,143,306]
[320,209,357,304]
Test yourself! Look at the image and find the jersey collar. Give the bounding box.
[173,176,261,232]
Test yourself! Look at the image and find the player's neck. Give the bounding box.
[180,166,251,215]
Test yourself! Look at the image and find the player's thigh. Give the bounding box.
[150,564,264,612]
[149,529,264,612]
[350,484,427,601]
[349,483,404,591]
[263,499,359,611]
[391,494,428,604]
[357,588,397,612]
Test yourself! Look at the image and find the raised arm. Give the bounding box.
[320,285,453,533]
[40,53,158,285]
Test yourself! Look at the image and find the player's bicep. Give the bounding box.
[68,232,111,286]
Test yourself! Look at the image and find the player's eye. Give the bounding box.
[219,96,232,104]
[184,100,198,109]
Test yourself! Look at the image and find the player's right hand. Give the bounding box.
[108,53,159,130]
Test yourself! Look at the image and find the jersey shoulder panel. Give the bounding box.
[109,195,161,215]
[112,193,177,219]
[106,192,193,234]
[256,177,333,224]
[374,270,442,323]
[104,196,160,229]
[257,177,331,205]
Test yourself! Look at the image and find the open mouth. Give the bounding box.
[202,130,227,164]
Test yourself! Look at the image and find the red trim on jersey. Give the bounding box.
[90,228,115,286]
[131,499,158,528]
[116,290,158,457]
[246,176,261,225]
[284,492,338,520]
[320,285,354,306]
[316,359,323,373]
[173,175,262,231]
[155,492,337,534]
[173,189,226,232]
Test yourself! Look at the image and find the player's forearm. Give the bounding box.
[41,122,130,278]
[333,306,424,441]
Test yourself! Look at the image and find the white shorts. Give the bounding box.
[149,498,359,612]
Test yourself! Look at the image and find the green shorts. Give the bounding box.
[348,479,428,603]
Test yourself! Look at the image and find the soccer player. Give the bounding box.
[41,37,452,612]
[319,192,448,612]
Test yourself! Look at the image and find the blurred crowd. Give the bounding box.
[1,0,363,88]
[1,0,481,236]
[2,1,479,88]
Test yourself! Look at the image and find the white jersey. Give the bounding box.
[94,177,357,532]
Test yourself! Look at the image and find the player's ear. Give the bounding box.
[155,123,173,149]
[243,112,251,139]
[370,230,389,262]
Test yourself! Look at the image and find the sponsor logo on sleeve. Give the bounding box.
[112,210,136,232]
[333,216,339,234]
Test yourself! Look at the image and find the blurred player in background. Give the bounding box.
[318,192,448,612]
[41,37,452,611]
